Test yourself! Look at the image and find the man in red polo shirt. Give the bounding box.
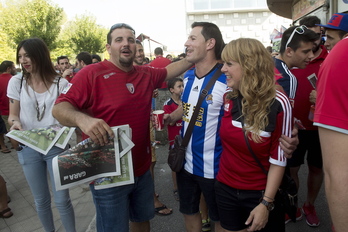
[0,60,17,152]
[149,47,172,89]
[53,23,191,232]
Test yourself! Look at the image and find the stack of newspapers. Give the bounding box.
[7,124,134,191]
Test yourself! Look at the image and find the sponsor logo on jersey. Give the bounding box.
[193,86,199,92]
[103,72,116,79]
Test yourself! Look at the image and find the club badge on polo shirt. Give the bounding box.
[206,94,213,104]
[224,103,230,112]
[61,83,73,94]
[126,83,135,94]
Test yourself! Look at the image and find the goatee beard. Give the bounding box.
[120,58,133,67]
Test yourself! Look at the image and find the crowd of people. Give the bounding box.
[0,12,347,232]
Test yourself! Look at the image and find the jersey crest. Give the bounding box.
[126,83,135,94]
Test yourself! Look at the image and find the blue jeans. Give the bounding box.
[90,170,154,232]
[17,145,76,232]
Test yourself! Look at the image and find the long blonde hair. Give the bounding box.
[222,38,276,142]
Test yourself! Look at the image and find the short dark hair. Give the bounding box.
[107,23,135,45]
[167,77,183,91]
[300,16,321,27]
[57,55,69,64]
[154,47,163,55]
[76,52,92,65]
[191,22,225,60]
[91,54,101,62]
[279,26,319,53]
[178,53,186,58]
[0,60,14,73]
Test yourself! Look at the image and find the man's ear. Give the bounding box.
[106,44,111,55]
[284,46,294,58]
[206,38,216,51]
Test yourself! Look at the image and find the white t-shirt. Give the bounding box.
[7,74,68,130]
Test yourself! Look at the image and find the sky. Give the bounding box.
[51,0,187,52]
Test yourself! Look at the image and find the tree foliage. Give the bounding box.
[0,29,16,62]
[0,0,108,63]
[64,14,107,54]
[0,0,63,50]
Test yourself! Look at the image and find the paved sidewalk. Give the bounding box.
[0,138,95,232]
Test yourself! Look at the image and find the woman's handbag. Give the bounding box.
[167,68,222,172]
[278,171,298,222]
[238,98,298,222]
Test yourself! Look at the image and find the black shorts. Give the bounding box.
[176,169,219,221]
[287,130,322,168]
[215,181,285,232]
[0,116,7,134]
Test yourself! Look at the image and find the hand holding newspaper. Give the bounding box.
[6,124,75,154]
[52,125,134,191]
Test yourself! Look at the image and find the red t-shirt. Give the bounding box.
[217,91,292,190]
[149,56,172,89]
[163,98,182,147]
[314,38,348,131]
[56,60,167,177]
[291,45,328,130]
[0,73,12,115]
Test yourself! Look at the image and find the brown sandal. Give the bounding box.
[0,208,13,218]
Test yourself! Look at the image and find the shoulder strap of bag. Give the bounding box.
[20,74,24,94]
[237,97,268,176]
[56,76,61,96]
[181,66,222,147]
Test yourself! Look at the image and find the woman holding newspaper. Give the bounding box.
[7,38,76,232]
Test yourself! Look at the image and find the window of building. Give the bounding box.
[187,0,267,11]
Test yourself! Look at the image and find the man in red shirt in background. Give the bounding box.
[57,55,74,82]
[289,16,328,227]
[0,60,18,152]
[149,47,172,89]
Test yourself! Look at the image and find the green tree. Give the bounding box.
[0,30,16,62]
[64,14,107,54]
[0,0,63,50]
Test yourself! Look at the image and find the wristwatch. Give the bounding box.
[261,199,275,211]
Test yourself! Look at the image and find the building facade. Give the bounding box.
[185,0,293,47]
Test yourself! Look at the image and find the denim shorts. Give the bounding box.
[176,169,219,221]
[215,181,285,232]
[90,170,154,232]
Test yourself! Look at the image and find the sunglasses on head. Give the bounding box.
[285,25,308,49]
[109,23,135,34]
